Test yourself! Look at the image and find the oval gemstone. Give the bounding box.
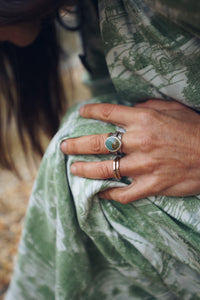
[105,136,121,152]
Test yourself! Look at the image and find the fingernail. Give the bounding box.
[71,164,77,174]
[61,141,68,153]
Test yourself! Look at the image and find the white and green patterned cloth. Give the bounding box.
[6,1,200,299]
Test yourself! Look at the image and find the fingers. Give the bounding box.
[79,101,188,129]
[79,103,138,127]
[99,176,157,203]
[135,99,188,111]
[71,160,114,179]
[61,131,143,155]
[70,154,154,179]
[61,134,109,155]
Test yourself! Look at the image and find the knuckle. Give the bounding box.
[90,135,104,153]
[140,134,153,152]
[101,104,117,119]
[138,110,151,123]
[150,177,163,195]
[120,197,131,204]
[139,109,158,125]
[147,158,155,173]
[117,192,131,204]
[141,156,154,173]
[96,162,112,178]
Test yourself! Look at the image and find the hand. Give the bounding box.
[61,100,200,203]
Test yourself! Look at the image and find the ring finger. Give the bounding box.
[70,154,153,179]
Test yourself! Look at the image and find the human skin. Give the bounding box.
[0,21,41,47]
[61,99,200,203]
[0,1,77,47]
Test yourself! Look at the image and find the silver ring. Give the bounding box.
[105,131,123,155]
[113,156,121,179]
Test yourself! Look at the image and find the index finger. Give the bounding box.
[79,103,135,127]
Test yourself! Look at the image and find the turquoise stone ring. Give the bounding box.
[105,131,123,154]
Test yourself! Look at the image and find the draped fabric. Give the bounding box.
[6,1,200,299]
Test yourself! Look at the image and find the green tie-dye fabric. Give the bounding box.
[5,1,200,299]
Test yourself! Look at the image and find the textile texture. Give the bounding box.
[6,0,200,299]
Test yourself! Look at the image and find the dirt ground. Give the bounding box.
[0,63,91,299]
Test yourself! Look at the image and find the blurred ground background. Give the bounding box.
[0,27,92,299]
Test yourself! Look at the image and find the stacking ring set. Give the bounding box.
[105,131,123,179]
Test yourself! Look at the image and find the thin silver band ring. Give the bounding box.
[113,156,121,179]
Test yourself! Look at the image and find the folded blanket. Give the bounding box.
[6,1,200,299]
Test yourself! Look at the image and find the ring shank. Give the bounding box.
[113,156,121,179]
